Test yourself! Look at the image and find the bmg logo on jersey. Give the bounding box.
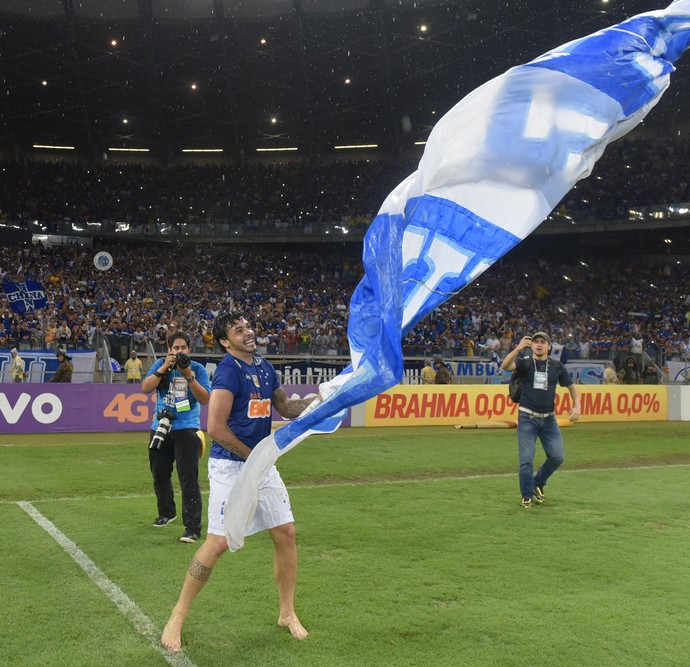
[248,398,271,418]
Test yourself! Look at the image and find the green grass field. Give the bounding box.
[2,423,690,667]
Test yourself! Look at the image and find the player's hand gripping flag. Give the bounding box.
[225,1,690,550]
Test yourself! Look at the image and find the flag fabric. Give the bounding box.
[2,280,48,314]
[224,0,690,550]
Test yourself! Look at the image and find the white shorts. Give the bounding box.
[207,457,294,538]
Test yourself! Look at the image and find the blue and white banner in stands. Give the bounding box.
[666,361,690,382]
[2,280,48,314]
[0,350,97,383]
[224,1,690,550]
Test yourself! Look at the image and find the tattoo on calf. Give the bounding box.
[188,556,212,582]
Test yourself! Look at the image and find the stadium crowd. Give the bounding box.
[2,138,690,234]
[558,138,690,217]
[0,158,400,235]
[2,238,690,371]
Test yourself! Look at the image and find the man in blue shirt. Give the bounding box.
[161,311,319,654]
[142,332,211,543]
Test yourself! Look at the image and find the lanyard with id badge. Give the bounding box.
[170,375,191,412]
[532,357,549,391]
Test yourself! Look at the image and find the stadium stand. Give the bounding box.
[2,207,690,371]
[2,139,690,237]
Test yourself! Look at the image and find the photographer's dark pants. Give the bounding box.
[148,428,202,535]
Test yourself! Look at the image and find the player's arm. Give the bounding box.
[207,388,253,460]
[272,386,320,419]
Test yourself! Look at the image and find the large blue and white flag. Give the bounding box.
[2,280,48,314]
[225,1,690,550]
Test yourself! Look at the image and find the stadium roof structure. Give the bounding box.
[0,0,685,161]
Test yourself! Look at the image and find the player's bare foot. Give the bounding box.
[278,614,309,639]
[161,615,184,653]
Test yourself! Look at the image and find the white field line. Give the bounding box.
[3,462,689,506]
[17,501,198,667]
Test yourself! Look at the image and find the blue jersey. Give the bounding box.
[210,354,280,461]
[145,359,211,431]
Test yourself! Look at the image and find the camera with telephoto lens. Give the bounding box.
[149,409,175,449]
[175,352,191,370]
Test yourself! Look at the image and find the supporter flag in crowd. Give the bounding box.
[2,280,48,314]
[224,0,690,550]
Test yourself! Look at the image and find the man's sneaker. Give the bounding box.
[520,498,533,509]
[180,530,200,543]
[533,486,547,504]
[153,515,177,527]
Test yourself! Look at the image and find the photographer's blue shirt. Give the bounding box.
[210,353,280,461]
[145,359,211,431]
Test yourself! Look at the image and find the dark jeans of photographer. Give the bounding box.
[148,428,202,536]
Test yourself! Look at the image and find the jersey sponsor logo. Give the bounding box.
[248,398,271,418]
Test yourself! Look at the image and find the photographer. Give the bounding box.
[142,331,211,543]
